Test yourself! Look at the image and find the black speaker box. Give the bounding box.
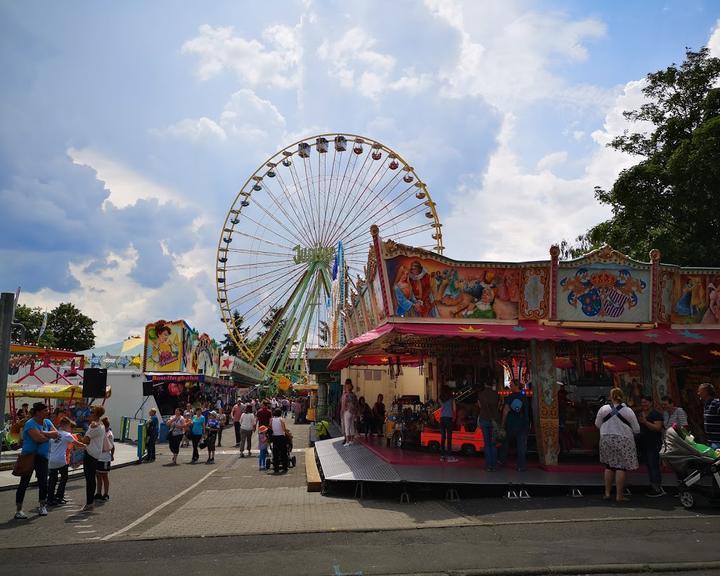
[83,368,107,398]
[142,380,155,396]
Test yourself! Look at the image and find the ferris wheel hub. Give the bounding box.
[292,245,336,266]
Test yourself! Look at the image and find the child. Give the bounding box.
[205,411,220,464]
[95,416,114,501]
[258,425,269,471]
[47,417,85,506]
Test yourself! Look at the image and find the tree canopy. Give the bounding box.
[12,302,96,351]
[573,48,720,265]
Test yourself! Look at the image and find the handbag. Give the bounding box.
[12,453,35,477]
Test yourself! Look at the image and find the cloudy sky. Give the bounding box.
[1,1,719,346]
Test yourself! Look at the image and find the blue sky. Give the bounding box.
[1,0,718,345]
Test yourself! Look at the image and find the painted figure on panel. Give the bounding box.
[702,282,720,324]
[408,260,438,317]
[388,257,521,320]
[672,275,719,324]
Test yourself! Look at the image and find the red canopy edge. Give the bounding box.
[328,321,720,370]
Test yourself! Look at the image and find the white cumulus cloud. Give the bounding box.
[317,27,432,100]
[68,147,181,210]
[426,0,607,110]
[182,23,302,88]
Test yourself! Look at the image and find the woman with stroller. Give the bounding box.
[595,388,640,502]
[269,409,289,474]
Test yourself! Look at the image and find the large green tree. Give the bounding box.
[580,48,720,265]
[12,302,96,351]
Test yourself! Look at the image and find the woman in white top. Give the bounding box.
[270,409,289,473]
[238,405,257,458]
[595,388,640,502]
[81,405,107,512]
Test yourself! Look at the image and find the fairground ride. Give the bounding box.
[216,133,443,379]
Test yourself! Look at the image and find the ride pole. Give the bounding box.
[0,292,16,459]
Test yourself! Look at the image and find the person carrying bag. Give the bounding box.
[14,402,58,520]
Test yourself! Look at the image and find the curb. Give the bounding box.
[419,561,720,575]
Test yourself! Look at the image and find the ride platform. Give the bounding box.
[315,437,673,495]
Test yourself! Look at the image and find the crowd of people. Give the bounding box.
[14,402,115,520]
[420,378,720,500]
[339,379,386,446]
[146,396,298,474]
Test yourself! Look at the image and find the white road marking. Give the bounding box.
[101,468,218,541]
[77,530,97,534]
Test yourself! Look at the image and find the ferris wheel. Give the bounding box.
[216,133,443,377]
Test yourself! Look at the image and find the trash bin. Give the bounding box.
[159,421,169,443]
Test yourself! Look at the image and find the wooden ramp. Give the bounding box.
[305,447,322,492]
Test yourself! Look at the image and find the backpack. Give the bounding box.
[315,420,331,440]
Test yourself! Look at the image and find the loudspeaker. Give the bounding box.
[83,368,107,398]
[142,381,155,396]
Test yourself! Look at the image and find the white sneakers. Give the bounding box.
[38,505,48,516]
[14,511,28,520]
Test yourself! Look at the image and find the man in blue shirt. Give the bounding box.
[144,408,159,462]
[499,380,530,472]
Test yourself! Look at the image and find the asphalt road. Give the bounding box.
[1,420,719,575]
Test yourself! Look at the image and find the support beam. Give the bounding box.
[530,339,559,466]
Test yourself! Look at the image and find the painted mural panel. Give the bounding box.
[188,331,221,377]
[371,274,387,322]
[520,268,549,320]
[658,270,674,324]
[362,286,377,329]
[386,255,520,320]
[557,265,651,323]
[671,274,720,324]
[144,320,185,372]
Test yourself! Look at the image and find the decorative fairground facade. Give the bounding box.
[330,225,720,467]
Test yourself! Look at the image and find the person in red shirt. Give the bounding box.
[256,401,272,429]
[231,400,243,447]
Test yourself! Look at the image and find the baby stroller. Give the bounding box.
[661,427,720,509]
[265,431,297,470]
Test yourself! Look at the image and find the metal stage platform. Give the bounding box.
[314,437,669,493]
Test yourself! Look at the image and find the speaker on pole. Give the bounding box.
[142,380,155,396]
[83,368,107,398]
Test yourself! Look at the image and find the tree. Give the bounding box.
[249,306,291,369]
[220,310,249,356]
[11,302,96,350]
[11,304,56,347]
[583,47,720,265]
[46,303,96,351]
